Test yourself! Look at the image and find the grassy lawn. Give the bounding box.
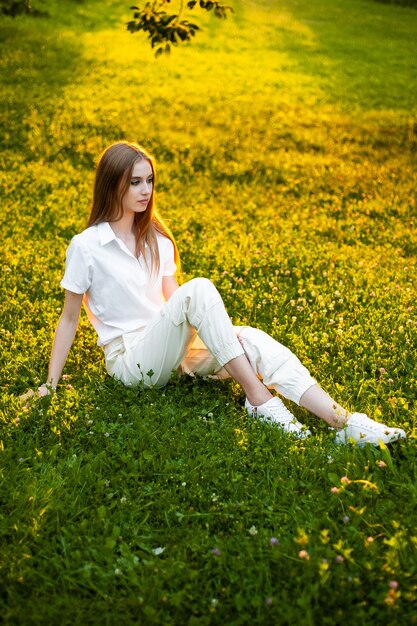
[1,0,416,624]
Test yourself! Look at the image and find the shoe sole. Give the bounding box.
[255,416,311,438]
[335,431,406,447]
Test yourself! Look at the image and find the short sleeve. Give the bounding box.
[162,237,177,276]
[60,236,93,294]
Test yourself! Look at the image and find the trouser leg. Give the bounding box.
[181,325,317,405]
[236,326,317,404]
[105,278,244,387]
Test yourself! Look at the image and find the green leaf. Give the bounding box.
[97,505,106,520]
[327,472,339,485]
[379,444,397,474]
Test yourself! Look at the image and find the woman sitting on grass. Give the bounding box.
[22,141,406,446]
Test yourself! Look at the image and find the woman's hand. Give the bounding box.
[37,383,54,397]
[18,291,82,404]
[19,384,54,402]
[19,388,35,402]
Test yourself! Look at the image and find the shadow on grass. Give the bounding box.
[0,16,86,155]
[270,0,417,112]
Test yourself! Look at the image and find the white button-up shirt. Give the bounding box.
[60,222,177,346]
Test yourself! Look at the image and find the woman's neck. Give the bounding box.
[109,212,135,240]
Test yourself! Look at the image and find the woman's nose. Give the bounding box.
[141,181,151,194]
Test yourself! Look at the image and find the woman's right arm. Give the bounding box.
[21,290,84,400]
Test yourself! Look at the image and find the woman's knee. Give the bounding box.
[187,277,220,300]
[188,276,216,289]
[236,326,258,342]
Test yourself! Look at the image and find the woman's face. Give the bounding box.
[121,158,154,217]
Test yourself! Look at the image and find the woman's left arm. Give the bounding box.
[162,276,179,301]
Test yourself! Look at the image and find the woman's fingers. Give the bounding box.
[19,385,52,402]
[19,389,35,402]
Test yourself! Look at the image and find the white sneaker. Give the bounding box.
[335,412,406,447]
[245,397,311,438]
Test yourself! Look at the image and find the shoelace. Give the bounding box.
[269,405,296,424]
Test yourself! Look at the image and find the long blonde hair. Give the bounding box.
[88,141,180,275]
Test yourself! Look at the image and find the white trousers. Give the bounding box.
[103,278,316,404]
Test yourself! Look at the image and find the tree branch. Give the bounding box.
[126,0,234,57]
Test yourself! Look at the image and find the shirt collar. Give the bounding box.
[96,221,149,249]
[97,222,117,246]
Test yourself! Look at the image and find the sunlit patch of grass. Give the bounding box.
[1,0,417,624]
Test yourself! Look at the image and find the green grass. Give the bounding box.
[1,0,417,624]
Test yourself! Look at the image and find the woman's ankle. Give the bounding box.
[329,410,352,429]
[246,389,273,407]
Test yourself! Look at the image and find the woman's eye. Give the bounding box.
[131,178,153,186]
